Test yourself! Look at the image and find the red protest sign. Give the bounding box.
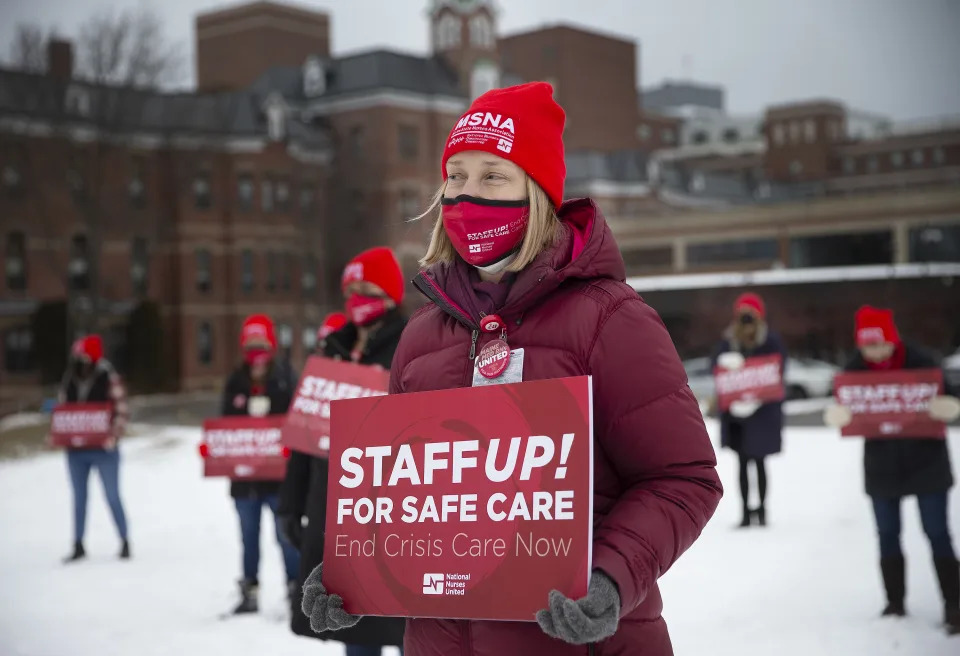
[49,403,113,448]
[834,368,945,439]
[322,376,593,622]
[282,356,390,457]
[714,353,785,412]
[201,416,288,480]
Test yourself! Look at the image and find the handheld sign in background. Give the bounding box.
[201,416,288,480]
[282,356,390,457]
[834,368,945,439]
[49,403,113,448]
[322,376,593,622]
[714,353,785,412]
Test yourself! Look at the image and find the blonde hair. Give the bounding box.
[416,178,561,272]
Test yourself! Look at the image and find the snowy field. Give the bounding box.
[1,421,958,655]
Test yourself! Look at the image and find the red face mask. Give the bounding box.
[441,195,529,267]
[243,348,272,367]
[346,294,389,327]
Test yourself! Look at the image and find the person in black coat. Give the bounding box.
[825,306,960,634]
[278,247,407,654]
[712,292,786,528]
[221,314,300,615]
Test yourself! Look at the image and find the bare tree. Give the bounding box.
[9,24,48,73]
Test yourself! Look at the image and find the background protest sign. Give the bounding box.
[322,376,593,622]
[49,403,113,448]
[282,356,390,457]
[201,416,288,480]
[834,368,945,439]
[714,353,785,411]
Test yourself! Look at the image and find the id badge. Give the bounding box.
[472,347,524,387]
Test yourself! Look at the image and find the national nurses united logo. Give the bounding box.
[422,573,444,595]
[422,572,470,596]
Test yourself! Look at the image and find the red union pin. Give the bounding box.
[480,314,504,333]
[477,339,510,379]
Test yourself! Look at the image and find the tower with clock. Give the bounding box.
[429,0,501,100]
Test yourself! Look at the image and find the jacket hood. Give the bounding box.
[417,198,626,327]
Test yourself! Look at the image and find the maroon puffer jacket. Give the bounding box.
[390,198,722,656]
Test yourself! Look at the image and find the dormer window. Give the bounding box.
[66,84,91,117]
[266,100,285,141]
[303,56,326,97]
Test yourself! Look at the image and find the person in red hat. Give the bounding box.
[218,314,300,615]
[300,83,721,654]
[59,334,130,563]
[314,312,347,354]
[711,292,787,528]
[278,249,407,652]
[824,305,960,634]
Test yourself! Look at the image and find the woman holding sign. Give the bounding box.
[712,293,786,528]
[279,248,407,654]
[301,82,722,655]
[824,306,960,634]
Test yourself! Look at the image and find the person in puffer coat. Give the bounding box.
[300,82,723,655]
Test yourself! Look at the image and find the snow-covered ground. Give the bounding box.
[1,422,957,655]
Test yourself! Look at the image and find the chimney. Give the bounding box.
[47,39,73,80]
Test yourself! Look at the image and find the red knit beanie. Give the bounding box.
[240,314,277,351]
[317,312,347,341]
[341,247,405,305]
[72,335,103,363]
[855,305,900,346]
[442,82,566,208]
[734,292,766,319]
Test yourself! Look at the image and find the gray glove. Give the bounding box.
[536,570,620,644]
[301,563,361,633]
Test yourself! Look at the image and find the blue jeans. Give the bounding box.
[871,493,956,559]
[345,647,403,656]
[234,493,300,582]
[66,449,128,543]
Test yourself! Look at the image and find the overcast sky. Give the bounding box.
[1,0,958,121]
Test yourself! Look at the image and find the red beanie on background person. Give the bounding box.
[71,334,104,363]
[317,312,347,342]
[341,247,404,327]
[240,314,277,366]
[442,81,566,208]
[855,305,900,347]
[734,292,766,320]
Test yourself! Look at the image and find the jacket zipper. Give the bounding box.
[469,330,479,360]
[414,272,482,366]
[588,644,596,656]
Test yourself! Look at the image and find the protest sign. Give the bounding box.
[834,368,945,438]
[282,356,390,457]
[201,415,288,480]
[322,376,593,621]
[714,353,785,412]
[49,403,113,448]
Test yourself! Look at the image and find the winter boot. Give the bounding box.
[879,556,906,617]
[63,541,86,564]
[119,540,131,560]
[737,504,751,528]
[233,579,259,614]
[932,557,960,635]
[752,506,767,527]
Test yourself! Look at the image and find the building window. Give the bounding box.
[3,326,34,373]
[842,157,856,174]
[911,149,925,167]
[350,126,365,159]
[866,156,879,174]
[789,121,801,143]
[772,123,785,146]
[621,246,674,273]
[196,248,211,293]
[67,149,87,203]
[276,179,290,212]
[241,249,254,293]
[398,188,420,221]
[194,173,212,209]
[722,128,739,143]
[197,321,213,366]
[266,251,278,291]
[638,124,651,142]
[789,231,893,268]
[129,155,146,207]
[789,160,804,176]
[910,224,960,263]
[829,119,842,142]
[469,15,494,48]
[302,326,318,352]
[470,62,499,100]
[691,130,709,145]
[261,178,274,212]
[661,128,676,145]
[5,231,27,291]
[890,151,904,168]
[398,124,420,161]
[237,175,254,212]
[933,147,946,165]
[804,119,816,143]
[69,235,90,291]
[278,323,293,359]
[302,254,317,296]
[131,237,148,296]
[2,143,25,197]
[282,252,293,291]
[436,14,461,50]
[687,239,779,267]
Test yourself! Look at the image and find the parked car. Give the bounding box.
[683,356,840,403]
